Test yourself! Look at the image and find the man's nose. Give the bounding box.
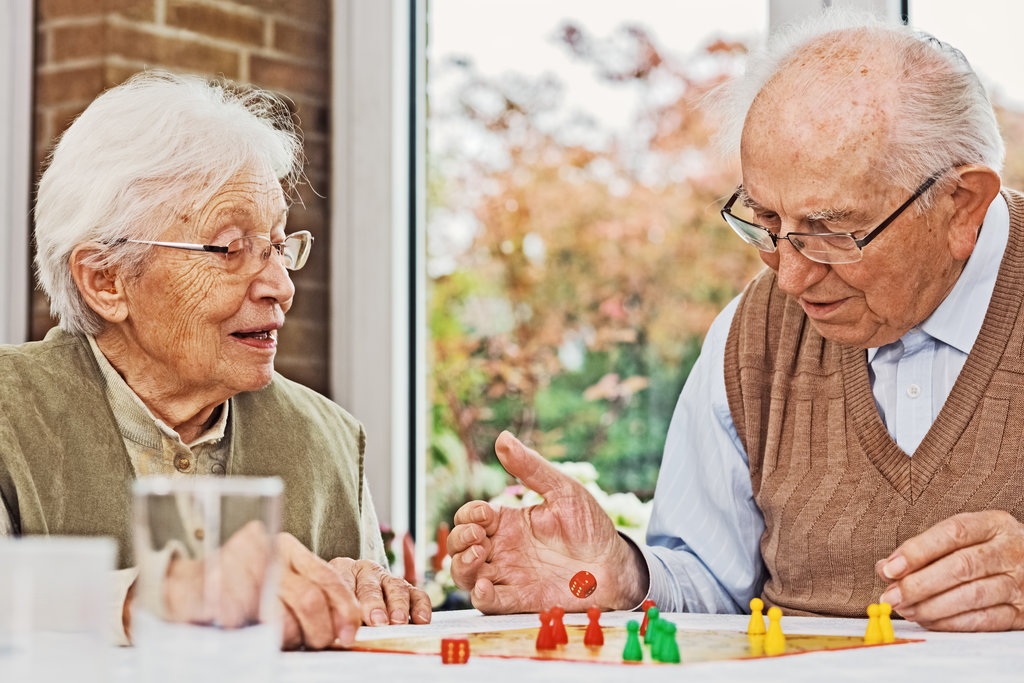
[773,238,828,296]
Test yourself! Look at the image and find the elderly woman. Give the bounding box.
[0,71,429,648]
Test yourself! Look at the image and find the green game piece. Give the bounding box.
[643,606,660,646]
[661,622,681,664]
[622,620,643,662]
[652,619,670,662]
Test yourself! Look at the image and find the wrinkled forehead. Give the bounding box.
[183,167,288,232]
[741,31,900,184]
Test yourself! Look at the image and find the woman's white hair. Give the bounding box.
[709,10,1004,198]
[35,70,304,336]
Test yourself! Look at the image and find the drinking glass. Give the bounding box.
[0,536,116,682]
[132,476,283,682]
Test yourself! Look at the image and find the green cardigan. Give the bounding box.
[0,329,368,568]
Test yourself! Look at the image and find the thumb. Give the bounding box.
[494,431,573,501]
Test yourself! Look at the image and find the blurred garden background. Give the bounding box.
[422,1,1024,538]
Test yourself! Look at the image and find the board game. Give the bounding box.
[349,622,921,666]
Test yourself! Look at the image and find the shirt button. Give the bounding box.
[175,457,191,471]
[194,528,205,541]
[211,463,225,475]
[906,384,921,399]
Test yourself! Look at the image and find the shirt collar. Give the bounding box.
[867,191,1009,361]
[86,335,230,449]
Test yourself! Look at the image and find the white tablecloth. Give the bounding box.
[105,609,1024,682]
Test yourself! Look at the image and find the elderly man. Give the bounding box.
[447,14,1024,632]
[0,71,430,648]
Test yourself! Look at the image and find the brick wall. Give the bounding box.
[32,0,333,394]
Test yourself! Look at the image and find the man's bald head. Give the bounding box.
[710,12,1003,197]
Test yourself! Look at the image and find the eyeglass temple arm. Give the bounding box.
[855,174,940,249]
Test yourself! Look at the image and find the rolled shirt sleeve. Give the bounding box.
[640,295,767,614]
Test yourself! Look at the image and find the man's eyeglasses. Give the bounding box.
[119,231,313,276]
[720,174,940,264]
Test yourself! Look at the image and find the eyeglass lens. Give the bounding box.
[223,233,310,273]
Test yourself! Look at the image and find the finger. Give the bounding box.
[890,573,1021,624]
[279,600,303,650]
[380,575,413,624]
[277,570,335,649]
[914,602,1020,632]
[281,536,360,645]
[452,501,500,536]
[494,431,576,500]
[450,548,485,591]
[878,512,1003,580]
[882,541,1008,609]
[469,576,501,614]
[409,587,433,623]
[447,523,493,561]
[352,562,390,626]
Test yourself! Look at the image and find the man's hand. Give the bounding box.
[447,431,649,614]
[876,510,1024,631]
[328,558,432,626]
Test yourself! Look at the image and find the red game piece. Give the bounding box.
[550,606,568,645]
[639,599,656,636]
[569,570,597,598]
[536,611,556,650]
[584,606,604,647]
[402,531,417,586]
[432,522,450,573]
[441,635,470,664]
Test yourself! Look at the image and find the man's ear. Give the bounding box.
[946,164,1002,260]
[69,243,128,323]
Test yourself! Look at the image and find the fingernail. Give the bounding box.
[414,608,432,623]
[881,555,907,579]
[390,609,407,624]
[370,609,388,626]
[472,507,487,523]
[881,585,902,607]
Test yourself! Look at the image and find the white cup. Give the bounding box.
[0,535,116,682]
[132,476,283,682]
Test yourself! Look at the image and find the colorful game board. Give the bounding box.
[349,623,921,665]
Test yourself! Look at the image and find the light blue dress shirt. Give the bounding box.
[640,193,1009,613]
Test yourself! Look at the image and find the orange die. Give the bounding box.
[441,636,470,664]
[569,570,597,599]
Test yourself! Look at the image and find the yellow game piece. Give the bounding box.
[879,602,895,643]
[764,606,785,656]
[864,603,882,644]
[748,597,766,635]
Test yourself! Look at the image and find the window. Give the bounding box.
[423,1,769,541]
[909,0,1024,188]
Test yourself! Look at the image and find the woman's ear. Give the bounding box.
[69,243,128,323]
[946,165,1002,260]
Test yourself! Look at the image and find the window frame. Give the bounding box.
[329,0,904,560]
[0,1,33,345]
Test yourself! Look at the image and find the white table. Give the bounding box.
[109,609,1024,682]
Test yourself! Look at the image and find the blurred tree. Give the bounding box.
[425,24,764,530]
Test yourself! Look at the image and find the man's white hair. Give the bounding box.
[34,70,304,336]
[709,10,1004,196]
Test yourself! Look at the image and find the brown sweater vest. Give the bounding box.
[724,189,1024,617]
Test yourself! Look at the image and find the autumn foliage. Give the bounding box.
[425,24,764,528]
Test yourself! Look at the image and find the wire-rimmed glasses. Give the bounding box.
[120,230,313,276]
[720,174,941,264]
